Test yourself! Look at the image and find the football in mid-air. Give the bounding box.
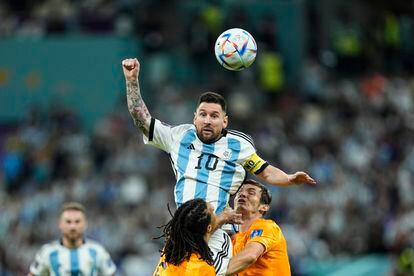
[214,28,257,71]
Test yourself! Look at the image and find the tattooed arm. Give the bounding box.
[122,58,152,137]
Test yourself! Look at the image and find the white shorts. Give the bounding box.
[208,228,232,276]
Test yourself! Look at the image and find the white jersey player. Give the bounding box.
[28,202,116,276]
[145,120,264,214]
[122,58,316,275]
[29,239,115,276]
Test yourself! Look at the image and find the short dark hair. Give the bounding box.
[243,179,272,205]
[59,202,86,216]
[198,92,227,113]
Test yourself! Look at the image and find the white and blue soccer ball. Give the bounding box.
[214,28,257,71]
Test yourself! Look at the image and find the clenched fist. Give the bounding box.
[122,58,140,81]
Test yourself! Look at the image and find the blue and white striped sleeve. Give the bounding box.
[143,118,191,153]
[29,245,50,275]
[97,246,116,276]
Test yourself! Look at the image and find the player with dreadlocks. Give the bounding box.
[154,198,218,275]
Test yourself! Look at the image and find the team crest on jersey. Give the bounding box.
[221,150,232,160]
[250,229,263,238]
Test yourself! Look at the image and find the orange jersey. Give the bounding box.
[153,253,216,276]
[232,218,291,276]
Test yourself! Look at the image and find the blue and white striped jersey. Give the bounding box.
[144,119,267,214]
[29,239,116,276]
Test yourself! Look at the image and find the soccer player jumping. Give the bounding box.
[122,58,316,275]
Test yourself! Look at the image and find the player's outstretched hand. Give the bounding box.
[122,58,140,81]
[217,207,243,228]
[288,171,316,186]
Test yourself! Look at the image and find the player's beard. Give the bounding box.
[196,126,222,144]
[64,231,82,244]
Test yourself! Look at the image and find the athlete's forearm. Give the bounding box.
[126,79,151,136]
[257,165,291,186]
[226,250,256,275]
[258,165,316,186]
[226,243,264,275]
[215,209,242,231]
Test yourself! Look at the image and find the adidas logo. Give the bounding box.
[187,144,195,150]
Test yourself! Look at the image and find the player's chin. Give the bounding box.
[67,233,81,240]
[235,204,245,211]
[199,134,218,144]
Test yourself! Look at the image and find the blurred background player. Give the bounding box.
[154,198,217,276]
[28,202,116,276]
[226,179,290,276]
[122,58,315,275]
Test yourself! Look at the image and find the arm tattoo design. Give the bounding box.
[126,79,151,136]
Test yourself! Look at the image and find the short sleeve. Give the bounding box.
[97,247,116,276]
[247,221,281,254]
[143,119,192,153]
[227,129,257,166]
[29,246,50,275]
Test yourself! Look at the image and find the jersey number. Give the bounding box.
[195,154,219,171]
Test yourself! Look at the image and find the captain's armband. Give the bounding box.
[243,153,269,175]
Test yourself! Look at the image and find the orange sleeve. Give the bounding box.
[246,220,281,254]
[195,263,216,276]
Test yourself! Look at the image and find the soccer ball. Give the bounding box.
[214,28,257,71]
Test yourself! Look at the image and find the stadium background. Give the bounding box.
[1,0,414,275]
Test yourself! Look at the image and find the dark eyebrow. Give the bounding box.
[209,111,221,116]
[238,187,257,194]
[198,108,220,114]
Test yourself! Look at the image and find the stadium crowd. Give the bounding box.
[1,0,414,275]
[2,64,414,275]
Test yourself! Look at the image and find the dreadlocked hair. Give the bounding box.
[159,198,213,266]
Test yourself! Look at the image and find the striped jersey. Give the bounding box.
[29,239,116,276]
[144,119,268,214]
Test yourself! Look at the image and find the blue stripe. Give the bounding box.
[194,143,215,200]
[175,130,196,206]
[238,40,248,56]
[50,250,60,276]
[217,138,241,214]
[222,33,231,40]
[70,249,79,276]
[88,248,97,276]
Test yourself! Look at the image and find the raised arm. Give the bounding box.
[257,165,316,186]
[243,152,316,186]
[122,58,152,137]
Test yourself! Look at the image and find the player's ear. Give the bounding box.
[259,204,269,214]
[193,112,197,123]
[223,115,228,128]
[58,219,63,231]
[207,224,213,234]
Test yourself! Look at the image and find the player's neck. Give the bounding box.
[240,212,262,232]
[62,237,83,248]
[204,232,212,242]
